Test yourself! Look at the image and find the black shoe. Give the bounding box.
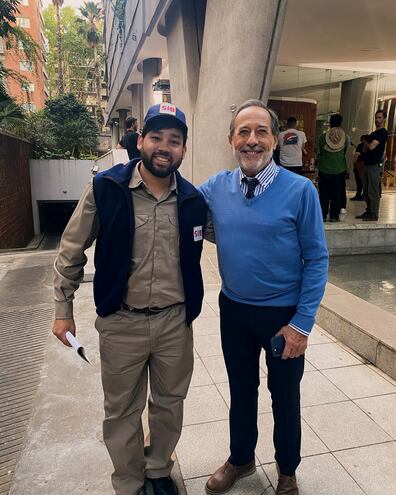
[355,211,369,219]
[350,195,365,201]
[148,477,179,495]
[329,218,340,223]
[362,214,378,221]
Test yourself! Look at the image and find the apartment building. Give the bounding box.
[1,0,48,111]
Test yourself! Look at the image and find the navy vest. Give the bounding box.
[92,159,207,325]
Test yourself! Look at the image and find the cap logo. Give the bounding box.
[159,103,176,116]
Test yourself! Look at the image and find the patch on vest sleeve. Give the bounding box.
[193,225,203,242]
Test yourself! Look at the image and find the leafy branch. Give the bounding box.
[111,0,127,45]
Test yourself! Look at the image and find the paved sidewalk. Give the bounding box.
[2,244,396,494]
[178,244,396,495]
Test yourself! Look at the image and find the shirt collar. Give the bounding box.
[239,159,279,186]
[129,161,177,192]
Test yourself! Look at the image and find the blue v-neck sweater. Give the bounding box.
[200,167,328,335]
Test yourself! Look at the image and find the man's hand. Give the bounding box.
[276,325,308,360]
[52,319,76,347]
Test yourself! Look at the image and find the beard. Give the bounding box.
[233,146,273,176]
[140,149,183,178]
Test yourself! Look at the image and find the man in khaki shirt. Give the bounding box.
[53,103,207,495]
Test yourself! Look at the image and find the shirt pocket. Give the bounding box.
[168,215,180,257]
[132,214,150,264]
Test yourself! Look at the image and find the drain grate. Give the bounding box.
[0,307,52,494]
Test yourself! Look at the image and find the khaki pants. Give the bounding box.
[95,304,193,495]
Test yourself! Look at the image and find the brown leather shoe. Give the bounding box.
[205,460,256,494]
[275,465,299,495]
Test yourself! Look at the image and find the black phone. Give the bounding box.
[271,335,285,358]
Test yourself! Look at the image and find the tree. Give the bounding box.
[79,1,103,124]
[0,0,19,37]
[43,4,105,126]
[44,6,86,97]
[15,110,58,158]
[52,0,65,96]
[0,85,25,130]
[45,93,99,158]
[14,94,99,158]
[0,0,39,92]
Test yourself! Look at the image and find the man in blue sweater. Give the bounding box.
[200,100,328,495]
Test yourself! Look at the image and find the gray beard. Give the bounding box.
[233,148,273,175]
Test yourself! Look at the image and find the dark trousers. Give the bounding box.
[363,164,381,217]
[353,167,363,197]
[341,171,347,209]
[219,292,304,476]
[318,171,345,220]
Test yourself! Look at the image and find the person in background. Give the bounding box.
[317,113,349,222]
[340,171,348,215]
[117,116,141,160]
[278,116,307,175]
[350,135,369,201]
[355,110,389,221]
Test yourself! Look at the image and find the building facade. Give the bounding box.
[103,0,396,183]
[1,0,48,111]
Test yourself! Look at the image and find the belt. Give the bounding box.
[121,302,182,316]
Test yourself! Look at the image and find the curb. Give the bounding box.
[317,283,396,380]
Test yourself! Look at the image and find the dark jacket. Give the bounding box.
[92,159,207,325]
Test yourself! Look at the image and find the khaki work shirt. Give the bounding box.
[54,164,184,319]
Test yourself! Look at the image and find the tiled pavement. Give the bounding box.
[341,189,396,224]
[2,243,396,494]
[178,243,396,495]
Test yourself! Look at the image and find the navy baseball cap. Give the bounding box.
[142,103,188,138]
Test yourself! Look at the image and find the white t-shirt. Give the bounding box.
[278,128,307,167]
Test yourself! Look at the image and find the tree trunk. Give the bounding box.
[55,3,64,96]
[94,44,102,127]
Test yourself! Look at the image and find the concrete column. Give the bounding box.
[110,119,119,149]
[340,76,378,179]
[142,58,162,115]
[165,0,206,181]
[192,0,288,184]
[128,83,144,129]
[340,76,377,145]
[117,108,129,140]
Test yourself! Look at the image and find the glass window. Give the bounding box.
[20,0,29,5]
[270,65,396,182]
[20,61,32,71]
[22,82,35,93]
[16,17,30,28]
[22,103,36,112]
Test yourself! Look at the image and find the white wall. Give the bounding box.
[29,159,94,235]
[94,149,129,172]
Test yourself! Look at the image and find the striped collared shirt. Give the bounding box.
[239,159,280,197]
